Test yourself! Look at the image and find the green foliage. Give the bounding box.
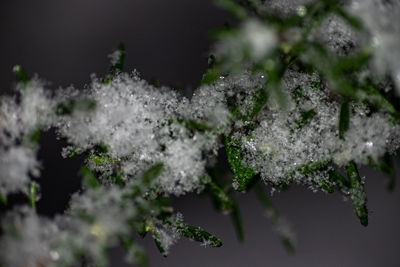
[205,175,245,242]
[110,43,126,74]
[28,127,41,144]
[80,166,100,188]
[0,194,6,206]
[224,135,256,192]
[151,229,168,257]
[295,109,316,130]
[27,181,40,211]
[55,98,96,116]
[121,237,149,267]
[207,181,235,211]
[368,154,395,192]
[346,162,368,226]
[4,1,400,265]
[339,99,350,139]
[178,118,214,132]
[12,65,29,84]
[174,222,223,247]
[201,69,220,85]
[230,205,245,242]
[255,185,295,254]
[242,87,269,121]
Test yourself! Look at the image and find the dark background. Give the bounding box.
[1,1,399,266]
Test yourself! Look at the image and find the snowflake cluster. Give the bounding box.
[1,0,400,266]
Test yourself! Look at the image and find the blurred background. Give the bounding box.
[0,1,399,266]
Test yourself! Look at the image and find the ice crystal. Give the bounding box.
[108,50,123,67]
[0,207,57,267]
[312,14,359,56]
[0,147,40,197]
[0,78,54,197]
[239,70,400,187]
[260,0,312,17]
[214,19,277,69]
[349,0,400,91]
[55,72,219,195]
[1,0,400,264]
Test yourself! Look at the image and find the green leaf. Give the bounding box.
[130,163,164,198]
[28,127,41,144]
[12,65,29,83]
[291,85,303,105]
[333,6,364,30]
[361,82,400,123]
[282,237,295,255]
[263,59,288,109]
[231,206,244,242]
[215,0,248,20]
[286,160,333,193]
[183,119,214,132]
[255,185,295,254]
[339,99,350,139]
[0,194,7,205]
[255,185,279,221]
[319,180,334,194]
[94,143,109,154]
[175,223,223,247]
[207,181,235,212]
[151,229,168,257]
[205,179,244,242]
[296,160,330,176]
[141,163,164,185]
[295,109,316,130]
[328,169,350,189]
[80,166,100,188]
[27,181,40,211]
[121,237,148,267]
[109,42,126,74]
[224,135,256,192]
[89,155,114,166]
[131,220,148,238]
[368,154,395,192]
[55,98,96,116]
[243,87,269,121]
[346,162,368,226]
[200,69,219,85]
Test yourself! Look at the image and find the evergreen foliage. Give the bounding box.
[1,0,400,266]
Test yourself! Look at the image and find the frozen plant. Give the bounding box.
[1,0,400,266]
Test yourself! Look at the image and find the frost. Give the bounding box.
[242,20,278,61]
[312,14,359,56]
[55,72,215,195]
[334,110,400,166]
[0,78,53,145]
[260,0,312,17]
[348,0,400,91]
[1,0,400,264]
[160,138,206,194]
[239,70,400,187]
[0,207,57,267]
[0,147,40,197]
[0,78,54,197]
[108,50,123,66]
[214,19,277,69]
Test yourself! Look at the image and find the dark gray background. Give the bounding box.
[1,1,399,267]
